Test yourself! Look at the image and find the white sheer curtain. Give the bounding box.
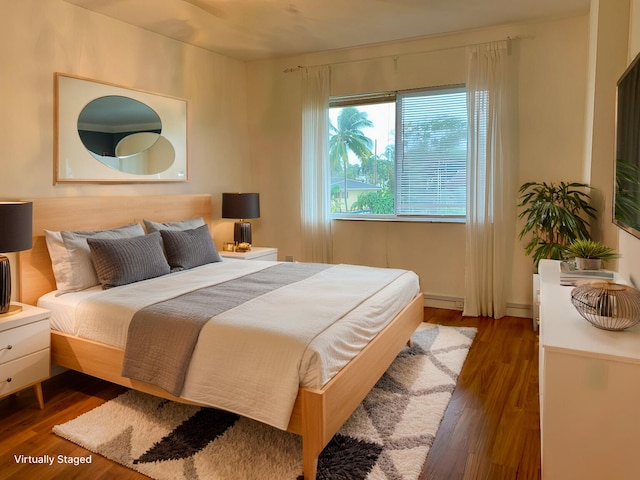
[463,41,515,318]
[300,66,333,263]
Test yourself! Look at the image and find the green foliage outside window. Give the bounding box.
[352,190,395,214]
[329,88,466,216]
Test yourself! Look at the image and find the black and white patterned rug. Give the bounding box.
[53,324,476,479]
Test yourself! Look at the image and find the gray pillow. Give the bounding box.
[160,224,222,271]
[51,223,145,293]
[87,232,170,289]
[143,217,205,233]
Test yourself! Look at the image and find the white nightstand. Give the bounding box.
[220,246,278,261]
[0,303,50,409]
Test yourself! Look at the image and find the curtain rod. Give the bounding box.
[284,36,515,73]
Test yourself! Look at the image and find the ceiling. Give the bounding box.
[64,0,590,61]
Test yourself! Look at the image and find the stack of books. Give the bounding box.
[559,261,615,286]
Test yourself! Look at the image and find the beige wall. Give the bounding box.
[584,0,630,270]
[1,0,254,300]
[247,15,591,311]
[0,0,250,244]
[619,0,640,285]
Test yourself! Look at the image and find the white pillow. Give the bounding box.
[44,230,71,292]
[44,223,145,294]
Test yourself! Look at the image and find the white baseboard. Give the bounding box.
[423,294,465,311]
[422,294,532,319]
[505,303,533,319]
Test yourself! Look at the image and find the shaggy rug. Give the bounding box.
[53,324,476,480]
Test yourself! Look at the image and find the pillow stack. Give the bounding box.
[44,217,222,292]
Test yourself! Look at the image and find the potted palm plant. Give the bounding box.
[518,181,597,332]
[564,239,619,270]
[517,181,596,269]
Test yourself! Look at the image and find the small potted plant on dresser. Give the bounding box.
[517,181,597,330]
[564,239,619,270]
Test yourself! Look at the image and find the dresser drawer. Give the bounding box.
[0,319,49,364]
[0,348,50,396]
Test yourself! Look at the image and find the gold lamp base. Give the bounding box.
[0,304,22,317]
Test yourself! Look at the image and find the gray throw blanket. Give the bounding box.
[121,262,331,395]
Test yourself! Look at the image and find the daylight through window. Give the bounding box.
[329,85,467,219]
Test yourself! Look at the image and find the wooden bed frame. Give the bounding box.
[18,194,424,480]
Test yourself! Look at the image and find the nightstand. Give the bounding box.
[220,246,278,261]
[0,303,50,409]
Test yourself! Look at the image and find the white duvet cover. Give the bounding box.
[39,259,420,429]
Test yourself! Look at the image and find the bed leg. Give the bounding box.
[301,389,324,480]
[302,449,318,480]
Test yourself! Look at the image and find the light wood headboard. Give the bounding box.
[18,194,213,306]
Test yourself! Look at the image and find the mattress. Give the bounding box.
[39,259,420,428]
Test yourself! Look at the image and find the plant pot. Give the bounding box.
[575,257,602,270]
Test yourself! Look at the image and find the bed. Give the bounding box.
[18,194,424,479]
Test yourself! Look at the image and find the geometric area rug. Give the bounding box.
[53,324,476,480]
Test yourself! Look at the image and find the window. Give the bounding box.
[328,86,467,219]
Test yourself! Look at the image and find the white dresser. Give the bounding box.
[0,303,50,408]
[539,259,640,480]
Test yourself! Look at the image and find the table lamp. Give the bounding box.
[221,193,260,246]
[0,201,33,315]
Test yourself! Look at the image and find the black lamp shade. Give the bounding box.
[221,194,260,245]
[0,201,32,315]
[0,201,33,253]
[221,193,260,220]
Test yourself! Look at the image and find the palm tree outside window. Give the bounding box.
[328,86,467,219]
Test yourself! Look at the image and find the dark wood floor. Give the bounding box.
[422,309,540,480]
[0,308,540,479]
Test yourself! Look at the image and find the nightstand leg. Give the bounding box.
[33,383,44,409]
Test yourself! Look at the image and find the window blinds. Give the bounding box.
[395,86,467,217]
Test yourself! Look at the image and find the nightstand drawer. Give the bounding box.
[0,319,49,364]
[0,348,50,396]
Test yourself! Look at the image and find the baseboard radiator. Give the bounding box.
[422,294,532,319]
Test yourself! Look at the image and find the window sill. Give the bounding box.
[331,215,465,224]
